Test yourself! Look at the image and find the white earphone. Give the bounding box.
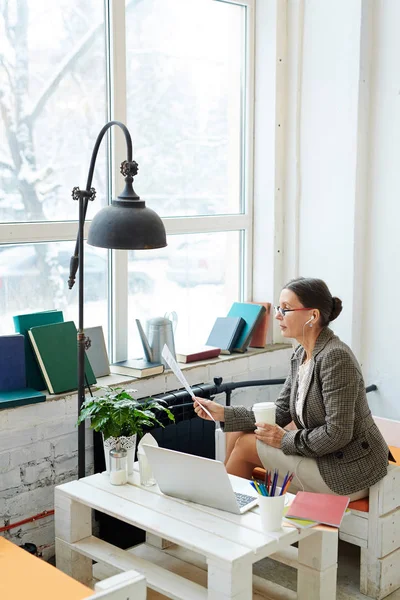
[305,315,315,327]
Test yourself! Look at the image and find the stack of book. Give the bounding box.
[283,491,350,530]
[109,358,164,378]
[13,309,64,390]
[205,301,269,354]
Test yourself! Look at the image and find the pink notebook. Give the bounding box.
[285,491,350,527]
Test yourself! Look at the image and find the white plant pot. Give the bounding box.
[103,434,137,475]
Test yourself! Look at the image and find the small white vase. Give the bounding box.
[103,434,137,475]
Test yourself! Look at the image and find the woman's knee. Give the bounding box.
[232,432,259,463]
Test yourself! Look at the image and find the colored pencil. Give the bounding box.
[270,469,278,497]
[280,471,290,496]
[252,477,263,495]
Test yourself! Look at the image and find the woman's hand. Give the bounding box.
[193,397,224,422]
[254,423,286,448]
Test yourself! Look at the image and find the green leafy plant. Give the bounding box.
[77,387,175,440]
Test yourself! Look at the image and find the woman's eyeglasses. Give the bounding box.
[274,306,313,317]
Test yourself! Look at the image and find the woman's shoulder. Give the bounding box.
[317,331,362,373]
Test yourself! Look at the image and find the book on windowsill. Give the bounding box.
[0,388,46,410]
[176,346,221,363]
[249,302,271,348]
[205,316,245,354]
[84,325,110,378]
[285,491,350,528]
[13,310,64,390]
[109,359,164,378]
[227,302,267,353]
[0,334,26,392]
[28,321,96,395]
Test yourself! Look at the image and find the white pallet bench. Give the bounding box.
[339,416,400,599]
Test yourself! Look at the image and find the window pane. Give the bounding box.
[125,0,245,217]
[127,232,241,358]
[0,0,107,223]
[0,242,108,338]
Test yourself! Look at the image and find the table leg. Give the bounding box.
[54,488,92,585]
[207,557,252,600]
[146,532,174,549]
[297,529,338,600]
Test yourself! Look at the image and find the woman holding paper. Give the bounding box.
[194,277,389,501]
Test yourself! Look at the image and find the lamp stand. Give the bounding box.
[68,121,166,480]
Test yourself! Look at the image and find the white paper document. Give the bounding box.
[161,344,216,422]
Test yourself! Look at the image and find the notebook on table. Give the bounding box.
[285,491,350,527]
[142,445,258,515]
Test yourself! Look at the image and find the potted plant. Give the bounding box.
[77,386,175,474]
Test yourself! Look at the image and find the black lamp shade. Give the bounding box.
[88,198,167,250]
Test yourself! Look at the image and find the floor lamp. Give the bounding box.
[68,120,167,479]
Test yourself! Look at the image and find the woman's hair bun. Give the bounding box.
[330,297,343,321]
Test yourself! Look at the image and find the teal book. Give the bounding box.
[27,321,96,394]
[226,302,267,352]
[0,388,46,410]
[13,310,64,390]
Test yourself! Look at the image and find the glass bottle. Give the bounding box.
[109,443,128,485]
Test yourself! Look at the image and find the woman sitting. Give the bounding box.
[194,277,389,500]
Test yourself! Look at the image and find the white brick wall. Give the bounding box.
[0,345,290,557]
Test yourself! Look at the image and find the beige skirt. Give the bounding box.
[256,439,368,502]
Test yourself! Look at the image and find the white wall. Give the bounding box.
[257,0,399,418]
[361,0,400,419]
[282,0,364,344]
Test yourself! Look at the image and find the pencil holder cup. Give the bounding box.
[258,488,286,532]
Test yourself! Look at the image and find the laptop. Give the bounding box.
[142,445,258,514]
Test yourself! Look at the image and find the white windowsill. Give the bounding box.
[23,343,291,406]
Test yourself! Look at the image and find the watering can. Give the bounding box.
[136,311,178,367]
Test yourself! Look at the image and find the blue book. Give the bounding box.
[13,310,64,390]
[0,388,46,410]
[0,334,26,391]
[227,302,267,352]
[206,316,245,354]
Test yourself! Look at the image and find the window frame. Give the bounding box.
[0,0,256,361]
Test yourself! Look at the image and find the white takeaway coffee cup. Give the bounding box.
[253,402,276,425]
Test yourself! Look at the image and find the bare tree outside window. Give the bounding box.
[0,0,107,311]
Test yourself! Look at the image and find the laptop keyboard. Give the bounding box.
[234,492,256,508]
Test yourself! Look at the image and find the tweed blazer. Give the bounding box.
[223,327,389,495]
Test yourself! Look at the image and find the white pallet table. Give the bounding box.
[55,471,338,600]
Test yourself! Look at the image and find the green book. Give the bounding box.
[13,310,64,390]
[0,388,46,410]
[27,321,96,394]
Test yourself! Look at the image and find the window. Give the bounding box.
[0,0,254,360]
